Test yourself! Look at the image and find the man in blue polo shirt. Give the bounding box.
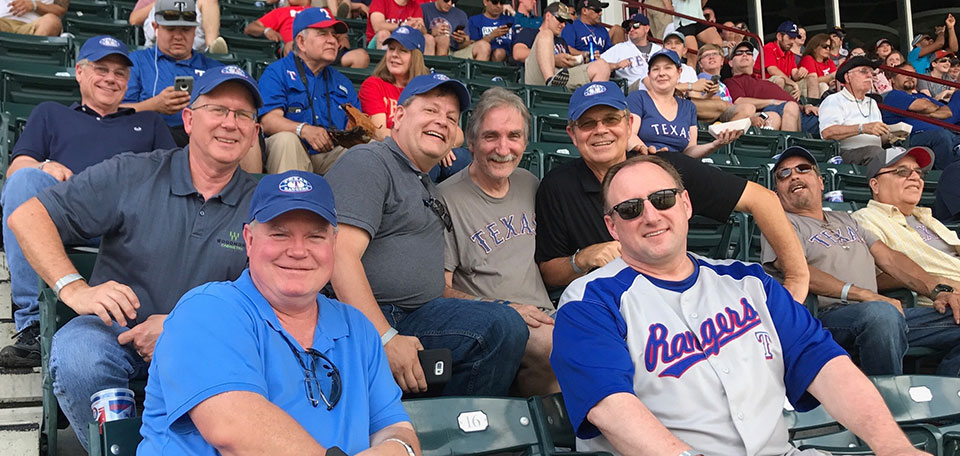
[138,170,418,456]
[560,0,611,59]
[467,0,513,62]
[259,7,361,175]
[122,0,223,145]
[882,62,960,169]
[0,35,175,369]
[8,66,262,451]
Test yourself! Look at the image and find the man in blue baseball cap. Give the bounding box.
[325,74,530,397]
[9,65,263,450]
[138,170,419,456]
[535,81,812,305]
[259,7,363,175]
[0,35,175,369]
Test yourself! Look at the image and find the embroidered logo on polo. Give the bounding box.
[99,37,122,48]
[217,229,245,251]
[287,70,298,81]
[278,176,312,193]
[644,298,763,378]
[583,83,606,96]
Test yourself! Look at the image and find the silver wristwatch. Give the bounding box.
[53,273,84,300]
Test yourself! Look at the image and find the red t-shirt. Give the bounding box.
[723,74,794,102]
[366,0,423,40]
[257,6,309,43]
[358,76,403,128]
[799,55,837,77]
[754,41,797,77]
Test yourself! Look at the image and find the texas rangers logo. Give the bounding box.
[221,65,246,77]
[279,176,312,193]
[755,331,774,359]
[396,26,410,34]
[99,37,122,48]
[644,298,763,378]
[433,73,450,81]
[583,83,606,96]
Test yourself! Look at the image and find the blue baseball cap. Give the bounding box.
[78,35,132,66]
[568,81,626,121]
[777,20,801,38]
[384,26,425,53]
[397,73,471,112]
[293,7,347,38]
[647,48,681,67]
[629,13,649,25]
[190,65,263,108]
[773,146,817,172]
[249,171,337,226]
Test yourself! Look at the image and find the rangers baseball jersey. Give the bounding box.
[551,255,847,455]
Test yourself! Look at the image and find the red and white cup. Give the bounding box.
[90,388,136,425]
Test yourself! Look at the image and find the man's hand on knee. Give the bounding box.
[60,280,140,327]
[384,334,428,393]
[117,314,166,361]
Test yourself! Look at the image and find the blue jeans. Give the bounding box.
[1,168,58,330]
[910,129,960,170]
[819,301,960,376]
[50,316,149,450]
[380,298,528,396]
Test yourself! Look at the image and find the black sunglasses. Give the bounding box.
[607,188,680,220]
[630,22,646,29]
[282,337,342,410]
[732,49,752,56]
[158,9,197,22]
[874,166,928,179]
[419,174,453,231]
[775,163,815,180]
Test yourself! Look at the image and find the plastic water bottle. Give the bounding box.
[588,41,595,62]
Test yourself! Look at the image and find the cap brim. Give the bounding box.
[191,76,264,109]
[570,99,627,122]
[308,20,348,34]
[83,50,133,66]
[906,146,935,170]
[773,146,817,172]
[252,203,338,227]
[156,18,197,26]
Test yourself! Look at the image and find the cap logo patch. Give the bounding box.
[396,26,409,34]
[433,73,450,81]
[317,9,331,20]
[279,176,313,193]
[583,83,606,96]
[221,65,246,77]
[98,37,122,48]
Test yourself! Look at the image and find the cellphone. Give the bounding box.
[757,112,769,120]
[710,74,721,84]
[418,348,452,386]
[174,75,194,94]
[454,24,465,32]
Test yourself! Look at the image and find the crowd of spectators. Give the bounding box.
[3,0,960,454]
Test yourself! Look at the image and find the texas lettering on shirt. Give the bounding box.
[469,212,535,254]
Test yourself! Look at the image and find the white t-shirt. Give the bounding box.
[600,41,662,87]
[0,0,54,22]
[143,4,206,52]
[819,88,883,150]
[671,0,704,27]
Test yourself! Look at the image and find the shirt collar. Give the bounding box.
[233,269,349,353]
[170,147,251,206]
[576,158,602,193]
[866,199,910,220]
[840,87,870,103]
[384,136,424,174]
[71,103,136,119]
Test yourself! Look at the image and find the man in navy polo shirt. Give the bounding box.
[468,0,513,62]
[560,0,611,59]
[9,66,262,450]
[138,171,418,456]
[259,7,361,175]
[0,35,175,369]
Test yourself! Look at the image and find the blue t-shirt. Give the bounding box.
[907,47,933,75]
[468,13,513,51]
[125,48,224,127]
[258,53,361,155]
[560,19,610,53]
[422,2,469,50]
[12,103,175,173]
[881,89,941,132]
[626,90,697,152]
[138,270,410,456]
[512,11,541,34]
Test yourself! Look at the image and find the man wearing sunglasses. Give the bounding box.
[851,146,960,307]
[138,170,419,456]
[9,67,263,451]
[551,154,923,456]
[536,81,811,304]
[599,13,661,90]
[560,0,611,61]
[467,0,513,62]
[762,146,960,378]
[918,49,957,101]
[521,2,611,88]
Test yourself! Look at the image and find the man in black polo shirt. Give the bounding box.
[535,81,810,300]
[0,35,175,369]
[8,66,262,450]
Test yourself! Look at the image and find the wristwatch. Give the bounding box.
[930,283,954,300]
[53,273,84,301]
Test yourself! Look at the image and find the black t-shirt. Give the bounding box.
[534,152,747,263]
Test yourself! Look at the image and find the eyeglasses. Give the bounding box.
[574,112,626,131]
[607,188,680,220]
[874,166,928,179]
[775,163,815,181]
[732,49,752,56]
[419,175,453,231]
[158,9,197,22]
[820,44,831,49]
[282,337,342,410]
[191,104,257,126]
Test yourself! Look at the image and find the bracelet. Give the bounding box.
[858,123,863,135]
[53,273,84,301]
[38,159,51,170]
[570,249,585,274]
[688,82,693,91]
[264,27,273,34]
[384,438,415,456]
[295,122,307,137]
[381,327,398,346]
[840,282,853,304]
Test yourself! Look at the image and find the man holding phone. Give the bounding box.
[423,0,490,59]
[468,0,513,62]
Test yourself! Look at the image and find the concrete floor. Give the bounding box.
[56,428,86,456]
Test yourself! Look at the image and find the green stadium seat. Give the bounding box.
[2,68,80,106]
[367,48,386,66]
[220,1,270,21]
[787,136,839,162]
[732,133,783,159]
[218,14,247,33]
[2,102,33,144]
[869,375,960,424]
[527,86,572,110]
[533,113,571,144]
[0,32,73,66]
[464,78,524,105]
[333,66,374,93]
[784,403,838,437]
[111,0,138,21]
[833,173,873,206]
[404,397,541,456]
[422,55,468,79]
[0,111,8,183]
[528,394,612,456]
[820,162,863,192]
[251,58,273,80]
[708,161,769,188]
[793,424,941,454]
[465,60,523,83]
[529,142,578,175]
[696,130,730,155]
[687,214,740,260]
[220,30,280,60]
[204,52,250,73]
[68,0,113,18]
[519,150,543,179]
[87,417,142,456]
[65,16,138,46]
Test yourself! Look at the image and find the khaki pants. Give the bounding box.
[0,18,38,34]
[265,132,348,175]
[525,33,593,89]
[451,43,476,59]
[643,0,673,40]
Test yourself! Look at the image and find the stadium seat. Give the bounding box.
[696,130,730,155]
[65,16,138,46]
[464,78,524,106]
[707,160,769,188]
[793,424,942,454]
[333,66,374,93]
[687,214,739,260]
[0,32,73,66]
[218,13,246,34]
[0,111,8,185]
[220,1,270,21]
[532,113,571,144]
[403,397,541,456]
[465,60,523,83]
[204,53,250,74]
[833,173,874,206]
[519,150,543,179]
[731,133,782,159]
[869,375,960,424]
[526,86,572,110]
[67,0,113,18]
[1,69,80,107]
[529,143,578,175]
[422,56,468,79]
[87,417,142,456]
[527,394,612,456]
[219,30,280,61]
[787,136,839,162]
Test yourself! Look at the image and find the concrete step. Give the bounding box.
[0,403,41,426]
[0,367,42,403]
[0,422,39,456]
[1,319,15,342]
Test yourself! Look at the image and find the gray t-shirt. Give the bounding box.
[917,77,952,99]
[760,210,880,309]
[324,138,445,308]
[37,148,256,323]
[905,215,960,258]
[439,166,550,307]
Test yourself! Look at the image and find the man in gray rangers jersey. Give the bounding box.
[550,154,929,455]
